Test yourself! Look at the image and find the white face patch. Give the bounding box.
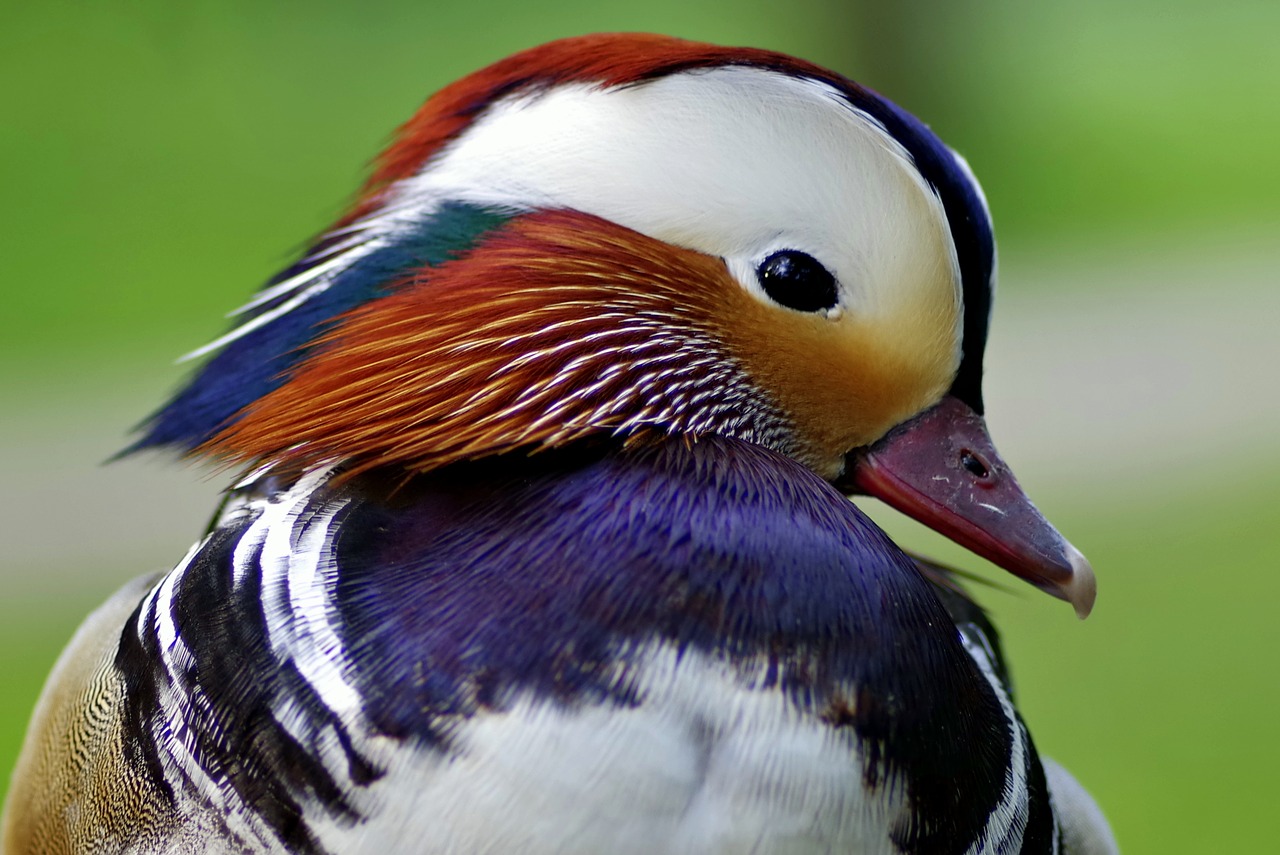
[385,67,962,327]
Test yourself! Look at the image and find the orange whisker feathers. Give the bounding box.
[200,211,781,476]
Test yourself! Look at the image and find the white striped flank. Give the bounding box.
[254,488,358,715]
[136,540,295,852]
[139,542,220,808]
[222,465,377,767]
[958,628,1038,855]
[133,467,381,853]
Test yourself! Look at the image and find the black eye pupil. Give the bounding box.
[756,250,838,313]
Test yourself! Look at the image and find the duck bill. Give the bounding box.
[841,395,1096,618]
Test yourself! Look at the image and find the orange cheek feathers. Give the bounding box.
[712,286,960,477]
[200,212,770,475]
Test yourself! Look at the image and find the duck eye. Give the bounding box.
[755,250,839,313]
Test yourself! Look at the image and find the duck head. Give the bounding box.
[136,34,1095,616]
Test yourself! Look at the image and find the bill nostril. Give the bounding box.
[960,449,990,479]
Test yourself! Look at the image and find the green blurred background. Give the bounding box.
[2,2,1277,850]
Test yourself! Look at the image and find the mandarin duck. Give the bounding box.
[1,34,1118,855]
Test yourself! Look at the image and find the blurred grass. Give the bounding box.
[3,2,1279,852]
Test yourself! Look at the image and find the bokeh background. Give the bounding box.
[3,2,1277,850]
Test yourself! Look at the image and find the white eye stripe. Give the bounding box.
[398,67,958,318]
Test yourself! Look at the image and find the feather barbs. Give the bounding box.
[199,210,787,477]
